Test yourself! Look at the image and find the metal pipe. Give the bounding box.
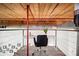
[22,30,24,47]
[26,5,29,56]
[55,28,57,48]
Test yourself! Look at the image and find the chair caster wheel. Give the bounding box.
[32,53,34,56]
[44,50,46,52]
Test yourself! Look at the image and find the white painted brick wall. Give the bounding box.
[0,30,23,56]
[57,31,77,56]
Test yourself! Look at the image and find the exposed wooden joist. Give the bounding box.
[49,4,71,18]
[49,3,59,16]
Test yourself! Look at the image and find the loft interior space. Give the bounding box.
[0,3,79,56]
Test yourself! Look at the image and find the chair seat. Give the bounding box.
[35,44,47,47]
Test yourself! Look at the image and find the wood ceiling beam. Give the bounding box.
[0,4,15,18]
[20,3,27,18]
[42,4,52,18]
[46,4,57,18]
[44,4,52,18]
[29,5,34,18]
[39,3,46,18]
[0,18,73,21]
[2,4,21,18]
[49,3,59,16]
[42,4,47,18]
[20,3,34,18]
[57,4,74,17]
[56,4,72,16]
[49,4,71,18]
[34,4,39,18]
[30,4,37,18]
[0,12,13,18]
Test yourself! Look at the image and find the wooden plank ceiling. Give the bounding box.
[0,3,74,25]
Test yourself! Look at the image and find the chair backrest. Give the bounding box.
[34,35,48,47]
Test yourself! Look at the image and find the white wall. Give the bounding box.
[57,30,77,56]
[0,30,23,56]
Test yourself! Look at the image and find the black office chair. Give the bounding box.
[32,35,48,56]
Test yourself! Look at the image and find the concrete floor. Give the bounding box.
[14,46,65,56]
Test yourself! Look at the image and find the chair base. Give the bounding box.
[32,47,47,56]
